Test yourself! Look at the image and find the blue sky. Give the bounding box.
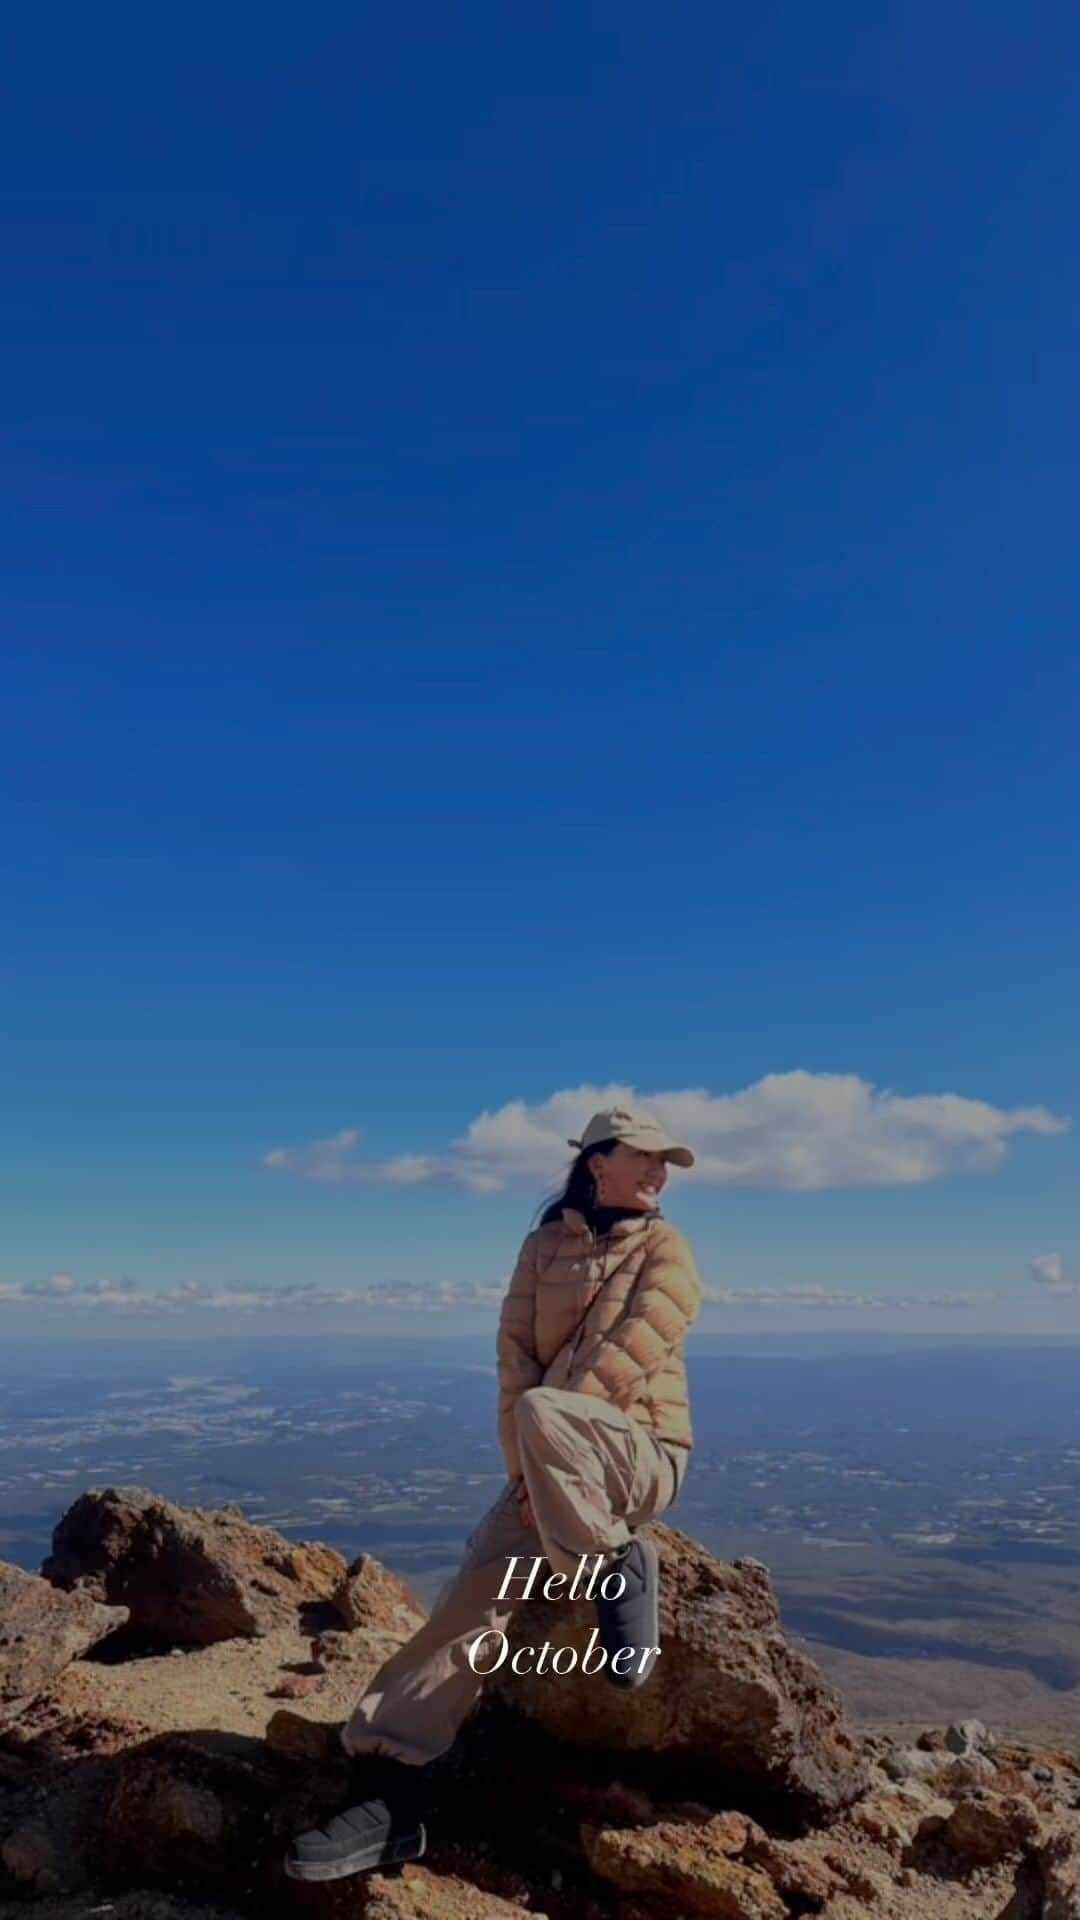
[2,2,1077,1337]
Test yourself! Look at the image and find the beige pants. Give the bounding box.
[341,1385,681,1766]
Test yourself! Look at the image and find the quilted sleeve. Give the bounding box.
[496,1229,544,1478]
[570,1229,702,1410]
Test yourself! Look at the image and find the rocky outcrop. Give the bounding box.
[330,1551,426,1635]
[0,1561,127,1723]
[42,1487,347,1646]
[7,1485,1080,1920]
[482,1526,868,1819]
[943,1787,1042,1867]
[583,1813,789,1917]
[1039,1825,1080,1919]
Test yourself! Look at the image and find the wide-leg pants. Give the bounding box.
[340,1386,681,1766]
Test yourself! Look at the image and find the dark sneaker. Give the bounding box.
[594,1534,660,1689]
[284,1756,429,1882]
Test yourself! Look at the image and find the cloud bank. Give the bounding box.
[0,1274,993,1318]
[265,1074,1069,1194]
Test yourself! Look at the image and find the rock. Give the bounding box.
[97,1736,285,1904]
[881,1745,942,1783]
[938,1751,998,1792]
[13,1475,1080,1920]
[741,1825,842,1904]
[945,1717,994,1756]
[310,1627,352,1666]
[0,1559,128,1719]
[43,1486,347,1646]
[944,1789,1042,1868]
[838,1865,892,1902]
[264,1707,343,1763]
[330,1551,427,1634]
[483,1523,869,1820]
[1040,1828,1080,1919]
[583,1815,789,1917]
[310,1623,406,1682]
[268,1671,325,1699]
[1,1817,64,1893]
[360,1869,540,1917]
[916,1726,949,1752]
[0,1726,117,1894]
[817,1900,886,1920]
[695,1810,751,1854]
[890,1781,953,1814]
[848,1801,912,1851]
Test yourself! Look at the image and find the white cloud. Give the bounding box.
[1031,1253,1075,1295]
[264,1129,440,1188]
[702,1282,994,1312]
[265,1074,1069,1194]
[264,1127,365,1181]
[0,1276,508,1316]
[0,1272,1000,1319]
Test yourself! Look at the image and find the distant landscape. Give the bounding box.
[5,1335,1080,1744]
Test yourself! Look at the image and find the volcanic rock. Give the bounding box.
[330,1551,427,1634]
[944,1788,1042,1868]
[42,1487,346,1646]
[1040,1826,1080,1919]
[484,1523,869,1819]
[583,1813,788,1917]
[0,1560,127,1722]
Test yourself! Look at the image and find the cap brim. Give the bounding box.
[621,1133,694,1168]
[568,1132,694,1167]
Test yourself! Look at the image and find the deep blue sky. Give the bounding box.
[2,3,1077,1335]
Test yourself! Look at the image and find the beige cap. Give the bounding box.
[567,1103,695,1168]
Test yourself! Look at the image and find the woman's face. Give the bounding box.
[589,1143,668,1211]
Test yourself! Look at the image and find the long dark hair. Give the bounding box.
[532,1139,620,1229]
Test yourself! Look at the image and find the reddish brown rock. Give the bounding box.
[330,1550,427,1634]
[0,1560,128,1721]
[849,1799,913,1851]
[268,1671,325,1700]
[264,1707,343,1763]
[359,1869,540,1917]
[944,1789,1042,1868]
[1039,1827,1080,1919]
[485,1525,869,1819]
[741,1823,843,1904]
[96,1737,285,1906]
[583,1814,788,1918]
[43,1487,347,1646]
[1,1816,65,1894]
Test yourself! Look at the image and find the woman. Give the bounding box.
[286,1102,701,1883]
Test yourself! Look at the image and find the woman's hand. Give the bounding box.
[512,1477,535,1530]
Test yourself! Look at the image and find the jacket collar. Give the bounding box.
[560,1206,658,1242]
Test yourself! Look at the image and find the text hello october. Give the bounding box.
[465,1553,660,1682]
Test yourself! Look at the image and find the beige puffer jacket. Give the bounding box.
[496,1207,702,1482]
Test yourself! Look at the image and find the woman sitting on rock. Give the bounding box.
[286,1102,702,1883]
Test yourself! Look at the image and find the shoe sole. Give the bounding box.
[284,1819,427,1882]
[604,1535,660,1690]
